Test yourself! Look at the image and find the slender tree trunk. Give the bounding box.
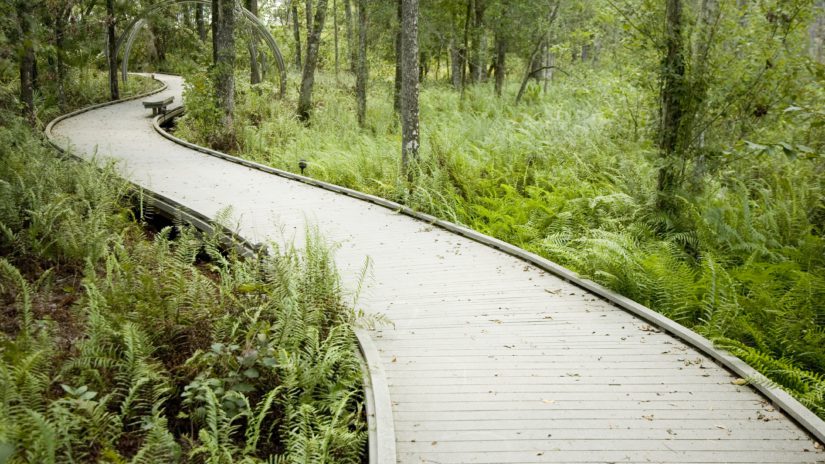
[515,2,559,104]
[56,6,69,111]
[196,4,207,42]
[494,32,506,97]
[400,0,420,170]
[32,52,39,93]
[472,0,486,83]
[394,0,402,113]
[213,0,236,142]
[657,0,686,212]
[247,0,261,85]
[150,25,168,64]
[461,0,471,90]
[212,0,218,63]
[355,0,367,126]
[461,0,475,86]
[333,0,340,79]
[292,3,303,69]
[106,0,119,100]
[449,38,462,90]
[15,0,36,122]
[305,0,314,37]
[515,44,540,104]
[419,51,428,81]
[541,41,549,92]
[297,0,329,121]
[344,0,356,73]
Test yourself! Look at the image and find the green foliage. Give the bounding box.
[0,112,366,462]
[178,64,825,418]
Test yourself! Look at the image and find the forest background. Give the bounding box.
[1,1,825,461]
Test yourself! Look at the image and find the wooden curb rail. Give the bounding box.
[152,89,825,446]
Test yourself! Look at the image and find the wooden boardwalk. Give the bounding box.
[49,74,825,463]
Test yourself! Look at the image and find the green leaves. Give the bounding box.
[60,384,98,401]
[0,116,366,463]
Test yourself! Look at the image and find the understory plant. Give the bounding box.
[0,110,367,463]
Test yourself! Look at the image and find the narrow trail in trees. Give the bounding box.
[49,74,825,463]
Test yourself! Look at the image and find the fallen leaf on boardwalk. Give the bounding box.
[715,425,728,430]
[545,288,562,295]
[431,441,438,446]
[731,378,748,386]
[542,399,556,404]
[642,414,654,421]
[391,356,397,363]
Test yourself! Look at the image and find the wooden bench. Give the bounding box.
[142,96,174,116]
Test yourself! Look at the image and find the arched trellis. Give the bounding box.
[117,0,286,98]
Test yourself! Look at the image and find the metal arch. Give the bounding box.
[117,0,286,98]
[121,18,146,82]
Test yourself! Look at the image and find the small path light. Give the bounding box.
[298,159,308,175]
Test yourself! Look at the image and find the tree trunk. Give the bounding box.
[297,0,329,121]
[247,0,261,85]
[494,32,505,97]
[657,0,686,212]
[515,2,559,104]
[394,0,402,113]
[400,0,420,170]
[196,4,207,42]
[541,41,549,92]
[355,0,367,126]
[106,0,119,100]
[55,6,69,111]
[333,0,340,79]
[305,0,314,37]
[462,0,473,87]
[344,0,356,73]
[15,0,36,122]
[292,3,303,69]
[211,0,218,63]
[213,0,236,142]
[150,25,168,64]
[471,0,486,83]
[449,38,462,90]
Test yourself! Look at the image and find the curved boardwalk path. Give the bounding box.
[50,74,825,463]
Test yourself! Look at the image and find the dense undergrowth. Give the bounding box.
[176,68,825,418]
[0,108,366,462]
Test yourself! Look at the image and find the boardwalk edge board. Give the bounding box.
[42,75,388,463]
[152,94,825,445]
[354,329,398,464]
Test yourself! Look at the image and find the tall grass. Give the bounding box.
[0,110,366,462]
[176,67,825,418]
